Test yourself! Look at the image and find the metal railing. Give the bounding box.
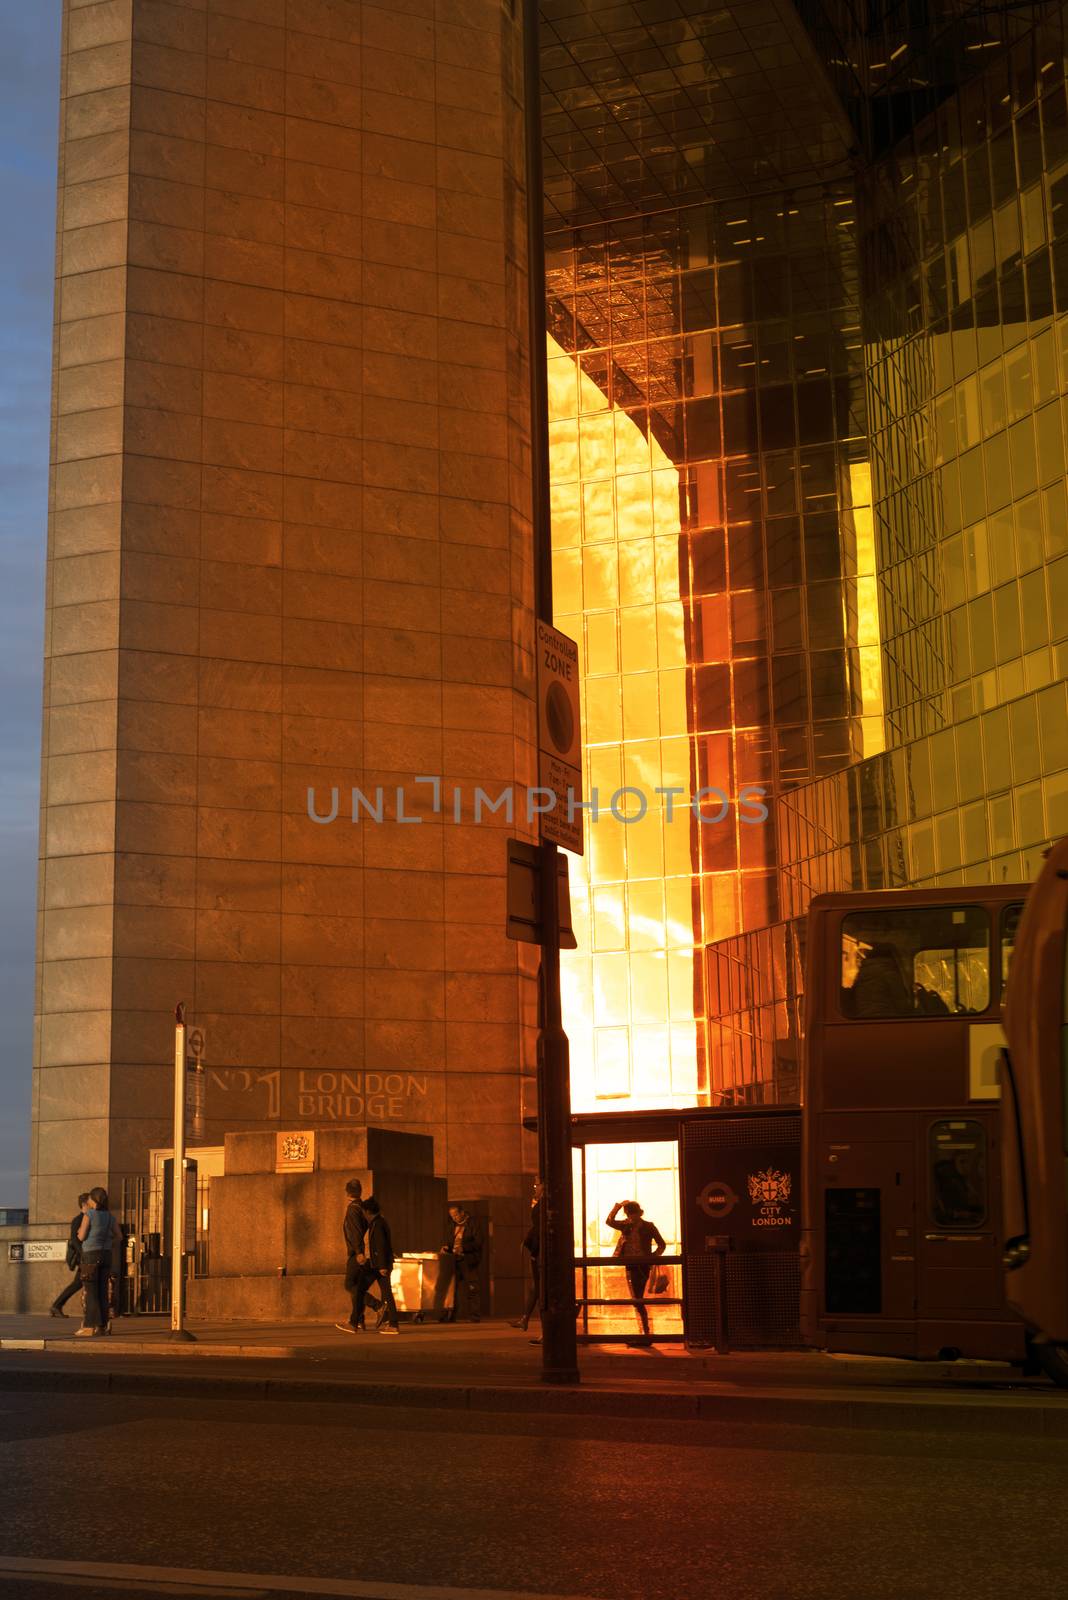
[573,1254,685,1342]
[119,1174,211,1316]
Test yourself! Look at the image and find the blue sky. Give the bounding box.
[0,2,60,1205]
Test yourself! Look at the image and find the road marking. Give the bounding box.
[0,1558,600,1600]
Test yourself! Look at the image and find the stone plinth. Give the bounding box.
[205,1122,448,1287]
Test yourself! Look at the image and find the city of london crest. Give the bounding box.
[748,1168,792,1206]
[274,1130,316,1173]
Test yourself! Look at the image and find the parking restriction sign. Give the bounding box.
[536,620,583,854]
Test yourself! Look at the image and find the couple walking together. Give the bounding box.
[336,1181,484,1333]
[336,1178,400,1335]
[50,1187,122,1336]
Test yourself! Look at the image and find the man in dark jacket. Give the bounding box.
[361,1196,399,1334]
[437,1203,483,1323]
[335,1178,380,1334]
[49,1193,89,1318]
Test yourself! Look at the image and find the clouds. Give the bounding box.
[0,1,61,1205]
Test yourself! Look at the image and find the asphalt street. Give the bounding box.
[0,1387,1066,1600]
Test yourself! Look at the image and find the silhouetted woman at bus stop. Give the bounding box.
[606,1199,666,1345]
[75,1187,119,1337]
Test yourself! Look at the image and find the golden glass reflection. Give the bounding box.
[848,461,886,758]
[549,334,701,1113]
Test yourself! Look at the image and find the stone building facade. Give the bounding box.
[34,0,541,1303]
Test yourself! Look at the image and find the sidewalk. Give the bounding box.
[2,1312,1066,1435]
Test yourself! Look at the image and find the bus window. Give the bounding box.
[1000,902,1025,989]
[840,907,991,1019]
[929,1120,987,1229]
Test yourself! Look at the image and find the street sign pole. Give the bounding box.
[170,1002,194,1341]
[524,0,579,1386]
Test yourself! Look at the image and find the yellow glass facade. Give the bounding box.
[545,193,871,1104]
[549,336,700,1111]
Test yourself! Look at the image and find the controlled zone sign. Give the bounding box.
[536,620,583,854]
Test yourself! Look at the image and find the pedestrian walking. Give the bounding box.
[605,1199,667,1345]
[362,1196,399,1334]
[436,1203,482,1323]
[335,1177,381,1335]
[105,1204,125,1329]
[49,1193,89,1318]
[75,1188,120,1337]
[510,1179,542,1332]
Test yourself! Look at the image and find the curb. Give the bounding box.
[0,1338,297,1358]
[1,1360,1066,1437]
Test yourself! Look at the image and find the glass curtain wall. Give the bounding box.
[705,5,1068,1104]
[547,188,872,1110]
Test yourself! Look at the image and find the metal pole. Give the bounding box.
[171,1002,194,1340]
[524,0,579,1386]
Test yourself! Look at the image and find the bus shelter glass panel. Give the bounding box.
[575,1140,684,1340]
[840,907,991,1019]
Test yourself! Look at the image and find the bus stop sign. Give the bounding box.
[687,1144,800,1252]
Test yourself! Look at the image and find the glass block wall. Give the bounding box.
[545,183,874,1110]
[703,3,1068,1104]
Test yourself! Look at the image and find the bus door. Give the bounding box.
[821,1117,915,1329]
[918,1112,1003,1328]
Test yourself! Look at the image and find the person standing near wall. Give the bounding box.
[510,1179,543,1333]
[437,1204,483,1323]
[49,1192,89,1318]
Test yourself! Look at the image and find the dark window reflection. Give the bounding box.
[929,1121,988,1230]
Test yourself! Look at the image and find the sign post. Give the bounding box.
[524,0,579,1387]
[505,838,577,948]
[170,1002,195,1341]
[536,620,583,855]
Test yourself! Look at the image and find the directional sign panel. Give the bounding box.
[505,838,577,948]
[7,1241,67,1263]
[536,620,583,854]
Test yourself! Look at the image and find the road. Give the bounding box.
[0,1387,1064,1600]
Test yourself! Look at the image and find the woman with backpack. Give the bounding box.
[75,1187,119,1337]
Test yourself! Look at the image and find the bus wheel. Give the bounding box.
[1034,1341,1068,1386]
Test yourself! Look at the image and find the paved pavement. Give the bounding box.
[0,1309,1047,1385]
[2,1313,1065,1439]
[2,1385,1067,1600]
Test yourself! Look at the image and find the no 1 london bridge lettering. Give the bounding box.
[297,1071,427,1121]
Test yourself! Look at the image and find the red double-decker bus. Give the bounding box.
[801,884,1029,1365]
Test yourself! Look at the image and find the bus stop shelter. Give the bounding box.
[528,1105,802,1348]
